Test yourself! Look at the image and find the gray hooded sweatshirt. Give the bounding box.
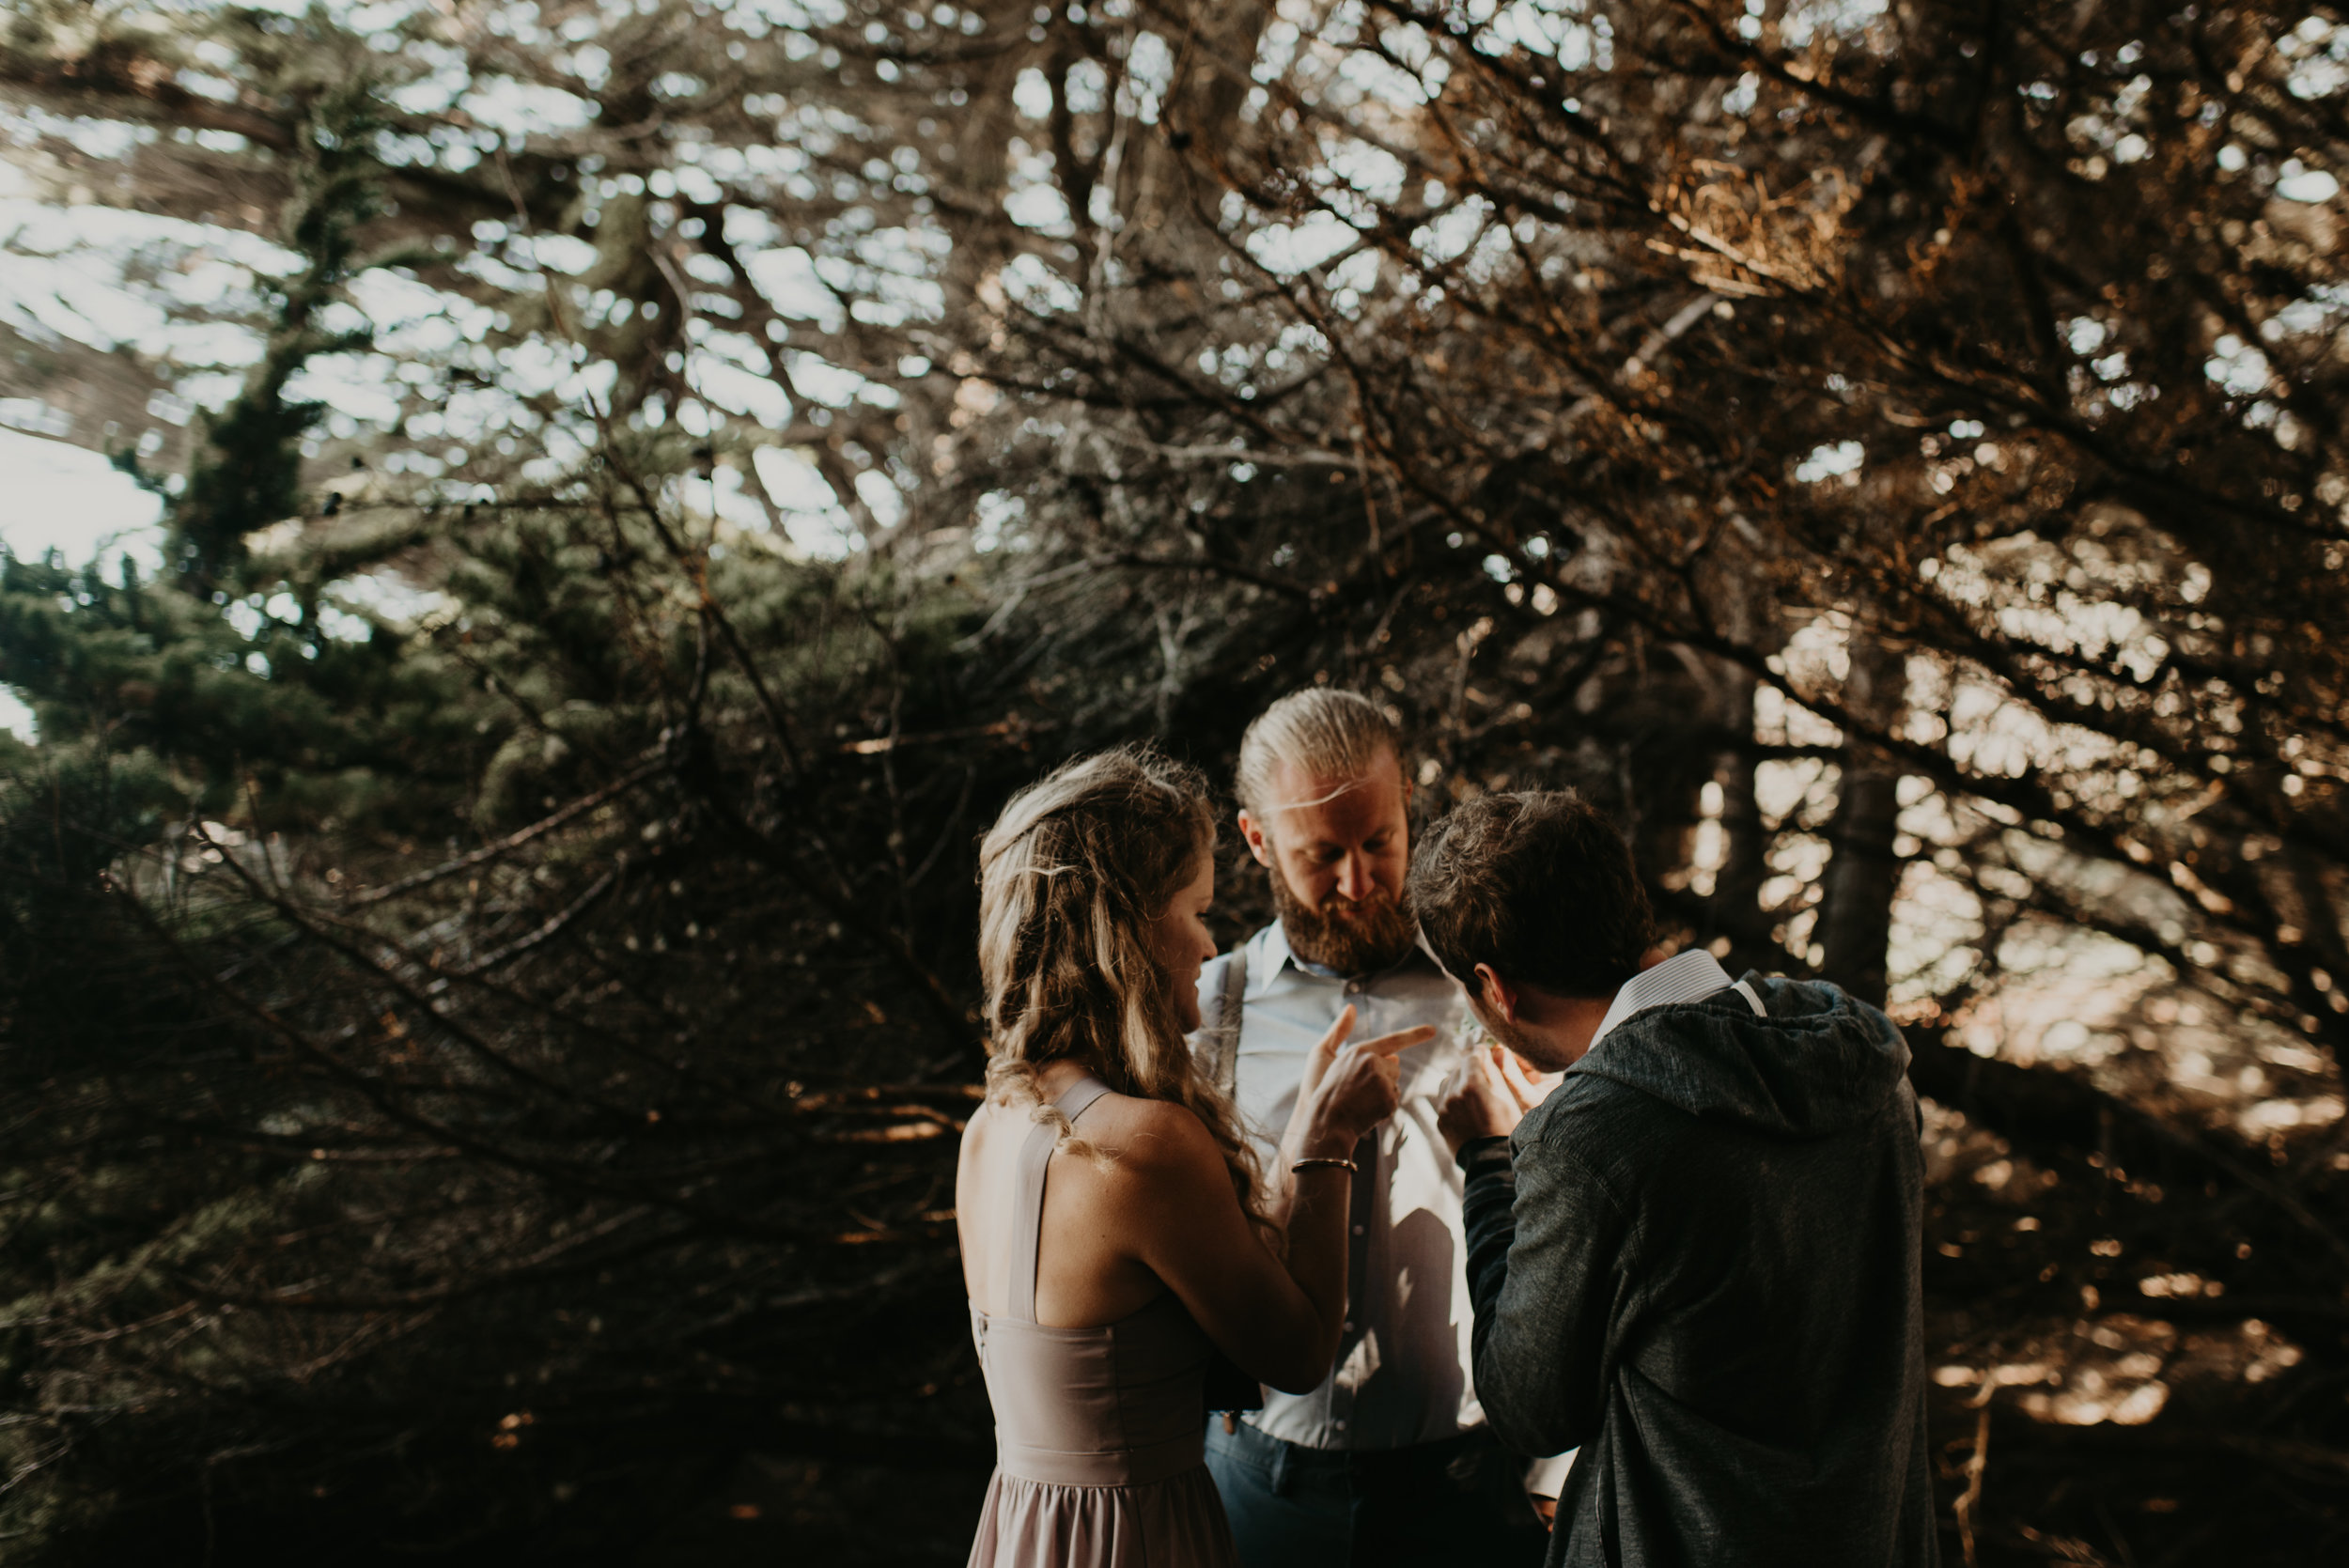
[1458,973,1938,1567]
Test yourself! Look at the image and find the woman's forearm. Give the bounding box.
[1268,1087,1357,1234]
[1269,1098,1362,1354]
[1279,1160,1353,1354]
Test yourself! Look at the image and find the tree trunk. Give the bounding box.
[1816,632,1906,1007]
[1708,667,1780,972]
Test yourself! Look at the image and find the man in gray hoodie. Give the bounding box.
[1413,790,1939,1567]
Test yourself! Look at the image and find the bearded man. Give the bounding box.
[1191,689,1549,1568]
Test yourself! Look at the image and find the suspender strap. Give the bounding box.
[1008,1075,1112,1323]
[1193,949,1249,1098]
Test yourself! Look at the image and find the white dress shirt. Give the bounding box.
[1206,920,1482,1452]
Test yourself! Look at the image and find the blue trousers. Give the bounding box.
[1204,1418,1548,1568]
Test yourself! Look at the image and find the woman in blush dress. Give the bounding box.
[959,747,1429,1568]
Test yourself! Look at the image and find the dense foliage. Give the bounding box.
[3,2,2346,1561]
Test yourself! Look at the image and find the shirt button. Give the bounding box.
[1351,1224,1366,1235]
[1343,1320,1354,1332]
[1331,1419,1347,1431]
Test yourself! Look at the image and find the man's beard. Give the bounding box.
[1271,871,1420,977]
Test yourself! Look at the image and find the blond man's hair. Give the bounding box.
[1235,688,1405,824]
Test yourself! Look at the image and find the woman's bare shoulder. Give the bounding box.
[1078,1092,1222,1174]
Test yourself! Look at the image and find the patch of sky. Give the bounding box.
[285,355,405,427]
[1485,0,1581,58]
[2,105,150,161]
[2276,159,2341,203]
[454,245,537,293]
[1326,248,1380,297]
[746,246,848,329]
[175,370,248,411]
[0,201,290,354]
[783,350,872,409]
[1012,70,1055,120]
[459,77,599,136]
[444,382,535,441]
[681,252,736,291]
[2267,287,2348,340]
[1247,210,1361,276]
[695,340,795,426]
[490,336,585,402]
[359,272,497,354]
[1121,31,1174,122]
[854,469,905,531]
[1277,319,1331,360]
[1003,178,1074,237]
[972,489,1024,552]
[736,0,850,28]
[1254,16,1304,83]
[1411,196,1495,269]
[513,231,599,275]
[1324,140,1407,208]
[999,252,1083,315]
[2205,335,2271,397]
[692,462,778,538]
[722,205,786,250]
[753,446,859,557]
[0,396,70,439]
[331,570,453,630]
[384,51,473,116]
[176,70,241,106]
[1063,57,1111,115]
[1351,24,1441,103]
[0,427,167,570]
[347,0,432,35]
[2286,17,2349,101]
[1778,0,1890,50]
[1796,439,1865,483]
[670,163,726,205]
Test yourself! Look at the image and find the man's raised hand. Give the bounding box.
[1438,1044,1540,1156]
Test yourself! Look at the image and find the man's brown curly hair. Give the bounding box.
[1409,790,1656,1001]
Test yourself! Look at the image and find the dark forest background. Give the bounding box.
[3,1,2347,1562]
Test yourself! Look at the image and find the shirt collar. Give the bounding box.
[1588,948,1736,1050]
[1248,918,1442,996]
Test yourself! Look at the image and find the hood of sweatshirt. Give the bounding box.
[1564,972,1911,1138]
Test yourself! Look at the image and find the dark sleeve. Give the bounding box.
[1459,1111,1633,1456]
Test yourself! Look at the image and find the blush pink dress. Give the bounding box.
[965,1076,1241,1568]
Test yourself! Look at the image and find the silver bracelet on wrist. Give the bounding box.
[1290,1157,1359,1174]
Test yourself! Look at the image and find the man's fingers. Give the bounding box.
[1495,1048,1541,1104]
[1351,1024,1438,1059]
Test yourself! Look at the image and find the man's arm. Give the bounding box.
[1459,1109,1631,1457]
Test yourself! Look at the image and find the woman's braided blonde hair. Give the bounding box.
[977,745,1266,1228]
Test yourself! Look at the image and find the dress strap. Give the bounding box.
[1007,1074,1112,1323]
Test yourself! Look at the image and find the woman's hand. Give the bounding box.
[1290,1004,1433,1158]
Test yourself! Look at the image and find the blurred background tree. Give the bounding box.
[2,0,2345,1562]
